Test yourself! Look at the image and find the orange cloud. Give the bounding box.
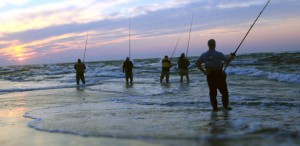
[0,29,131,61]
[0,45,36,61]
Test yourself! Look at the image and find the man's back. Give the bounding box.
[74,63,86,73]
[199,50,225,69]
[178,57,190,69]
[162,58,171,71]
[123,60,133,72]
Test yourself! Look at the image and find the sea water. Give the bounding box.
[1,52,300,145]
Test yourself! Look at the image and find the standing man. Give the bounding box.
[196,39,235,111]
[74,59,86,85]
[123,57,133,85]
[177,53,190,83]
[160,55,172,83]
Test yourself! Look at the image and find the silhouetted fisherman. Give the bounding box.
[196,39,235,111]
[74,59,86,85]
[160,55,172,83]
[177,53,190,83]
[123,57,133,85]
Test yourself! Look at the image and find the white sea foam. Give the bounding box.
[226,67,300,84]
[94,71,124,78]
[0,79,100,94]
[226,67,266,77]
[268,72,300,84]
[0,53,299,95]
[23,96,300,140]
[0,84,75,93]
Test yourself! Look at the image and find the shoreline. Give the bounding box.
[0,88,162,146]
[1,76,300,146]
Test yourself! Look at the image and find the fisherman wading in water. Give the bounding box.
[196,39,235,111]
[160,55,172,83]
[123,57,133,85]
[177,53,190,84]
[74,59,86,86]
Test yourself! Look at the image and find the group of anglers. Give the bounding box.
[160,53,190,84]
[73,0,271,111]
[122,52,191,85]
[73,0,272,111]
[74,39,235,111]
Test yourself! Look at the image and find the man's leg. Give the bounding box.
[130,74,133,85]
[160,73,164,83]
[166,72,169,83]
[186,72,189,83]
[180,76,183,83]
[207,75,218,111]
[81,74,85,85]
[125,73,129,83]
[76,74,80,85]
[218,75,229,108]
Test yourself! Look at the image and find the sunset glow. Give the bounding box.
[0,0,299,66]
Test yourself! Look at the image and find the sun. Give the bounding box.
[18,57,25,61]
[15,51,26,61]
[1,45,36,62]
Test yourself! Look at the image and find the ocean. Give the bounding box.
[1,52,300,146]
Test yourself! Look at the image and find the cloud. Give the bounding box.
[0,0,196,36]
[217,0,265,9]
[0,26,134,62]
[0,0,30,8]
[1,0,299,65]
[0,0,134,34]
[0,0,198,63]
[0,40,36,61]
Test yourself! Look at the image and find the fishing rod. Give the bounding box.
[186,12,194,57]
[82,26,90,63]
[223,0,271,71]
[170,34,182,60]
[128,19,131,58]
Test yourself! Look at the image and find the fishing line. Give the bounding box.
[223,0,271,71]
[171,34,182,60]
[128,19,131,58]
[186,12,194,57]
[82,26,90,63]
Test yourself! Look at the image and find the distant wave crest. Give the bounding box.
[227,67,300,84]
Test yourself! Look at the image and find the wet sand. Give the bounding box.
[1,81,299,146]
[0,88,161,146]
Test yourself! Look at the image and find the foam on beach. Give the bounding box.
[24,96,300,140]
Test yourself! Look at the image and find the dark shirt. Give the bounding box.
[74,63,86,73]
[177,57,190,69]
[196,50,226,70]
[162,58,172,72]
[123,60,133,72]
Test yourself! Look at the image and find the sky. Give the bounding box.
[0,0,299,66]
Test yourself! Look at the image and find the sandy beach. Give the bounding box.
[0,88,162,146]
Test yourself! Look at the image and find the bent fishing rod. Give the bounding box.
[186,12,194,57]
[82,26,90,63]
[170,34,182,60]
[129,19,131,58]
[223,0,271,71]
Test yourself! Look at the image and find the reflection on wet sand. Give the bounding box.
[208,110,231,135]
[0,92,28,118]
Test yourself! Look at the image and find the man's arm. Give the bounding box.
[196,61,208,75]
[130,62,133,69]
[122,63,125,73]
[224,53,236,64]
